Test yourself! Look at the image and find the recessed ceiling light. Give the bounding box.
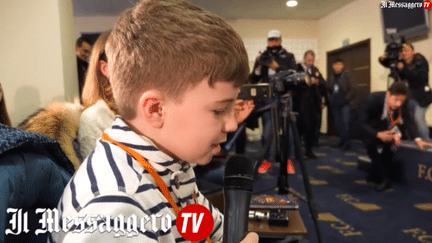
[286,0,298,7]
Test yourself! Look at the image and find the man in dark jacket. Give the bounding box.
[76,37,92,100]
[249,30,297,84]
[327,59,359,150]
[249,30,297,173]
[296,50,328,159]
[359,82,432,191]
[379,43,431,139]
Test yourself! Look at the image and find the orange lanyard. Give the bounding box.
[384,96,401,128]
[102,133,211,243]
[387,107,401,128]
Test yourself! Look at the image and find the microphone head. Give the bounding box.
[223,154,255,191]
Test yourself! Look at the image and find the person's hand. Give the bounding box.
[240,232,259,243]
[254,65,262,73]
[268,60,279,70]
[311,77,319,85]
[397,61,404,70]
[215,232,259,243]
[234,99,255,124]
[415,139,432,150]
[377,130,396,142]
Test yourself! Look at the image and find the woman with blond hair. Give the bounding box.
[78,30,119,159]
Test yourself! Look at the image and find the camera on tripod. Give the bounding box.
[384,35,406,68]
[238,70,310,100]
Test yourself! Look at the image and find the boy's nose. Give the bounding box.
[223,112,238,133]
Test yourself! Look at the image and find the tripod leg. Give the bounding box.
[288,111,323,243]
[271,100,281,163]
[277,108,289,194]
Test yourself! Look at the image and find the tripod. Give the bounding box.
[255,92,323,243]
[387,63,403,88]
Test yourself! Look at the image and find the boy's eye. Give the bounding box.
[213,109,226,115]
[212,103,234,116]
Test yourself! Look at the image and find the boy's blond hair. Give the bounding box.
[106,0,249,119]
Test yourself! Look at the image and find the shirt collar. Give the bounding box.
[381,96,388,121]
[381,94,397,120]
[302,63,311,73]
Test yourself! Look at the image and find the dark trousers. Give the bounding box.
[332,104,351,147]
[303,112,320,154]
[304,126,317,154]
[365,143,394,182]
[314,111,322,145]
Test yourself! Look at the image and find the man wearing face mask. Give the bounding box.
[250,30,297,84]
[249,30,297,173]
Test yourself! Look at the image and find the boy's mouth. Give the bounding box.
[211,144,221,155]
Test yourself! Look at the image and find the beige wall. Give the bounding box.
[74,16,118,38]
[0,0,76,126]
[317,0,432,130]
[226,19,319,39]
[227,19,319,69]
[74,17,318,40]
[74,17,320,71]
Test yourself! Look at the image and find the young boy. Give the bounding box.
[52,0,257,242]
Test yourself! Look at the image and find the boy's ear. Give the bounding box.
[139,91,165,128]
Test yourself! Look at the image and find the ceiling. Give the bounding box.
[72,0,357,20]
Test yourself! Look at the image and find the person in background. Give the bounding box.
[249,29,297,173]
[359,82,432,191]
[0,82,12,126]
[78,30,117,160]
[0,124,75,243]
[76,36,92,100]
[379,43,431,139]
[327,59,359,150]
[296,50,328,159]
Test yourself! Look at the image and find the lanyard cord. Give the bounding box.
[102,133,180,213]
[102,133,212,243]
[385,99,401,128]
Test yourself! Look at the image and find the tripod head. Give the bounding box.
[238,70,309,101]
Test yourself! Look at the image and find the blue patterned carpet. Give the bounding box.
[249,136,432,243]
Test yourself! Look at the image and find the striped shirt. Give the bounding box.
[51,117,224,242]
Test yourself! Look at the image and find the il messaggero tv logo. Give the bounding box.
[381,1,424,9]
[5,208,173,238]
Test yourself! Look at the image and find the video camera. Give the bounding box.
[384,35,405,68]
[256,52,274,66]
[238,70,310,100]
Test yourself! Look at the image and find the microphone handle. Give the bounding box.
[223,189,252,243]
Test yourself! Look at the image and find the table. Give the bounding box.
[205,191,307,240]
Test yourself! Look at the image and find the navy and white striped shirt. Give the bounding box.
[52,117,223,242]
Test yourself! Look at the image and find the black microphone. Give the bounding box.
[223,154,255,243]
